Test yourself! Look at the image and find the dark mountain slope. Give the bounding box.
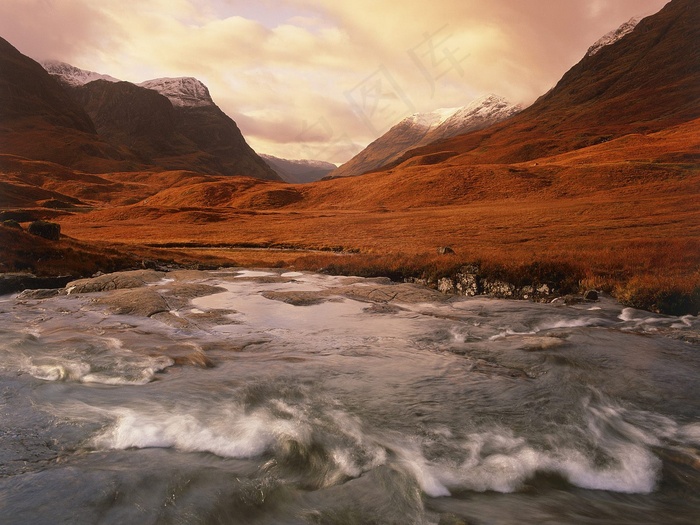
[0,37,127,171]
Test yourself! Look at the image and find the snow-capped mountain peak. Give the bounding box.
[426,94,521,141]
[137,77,214,108]
[587,17,641,56]
[404,107,461,129]
[41,60,120,87]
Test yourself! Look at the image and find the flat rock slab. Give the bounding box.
[67,270,166,294]
[96,288,170,317]
[260,281,449,306]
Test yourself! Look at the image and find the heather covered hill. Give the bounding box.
[387,0,700,168]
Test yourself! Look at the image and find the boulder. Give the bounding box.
[438,277,456,294]
[28,221,60,241]
[483,278,516,297]
[584,289,599,301]
[454,269,479,296]
[437,246,455,255]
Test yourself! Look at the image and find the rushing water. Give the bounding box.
[0,269,699,524]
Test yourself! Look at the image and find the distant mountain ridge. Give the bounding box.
[138,77,215,108]
[42,60,120,87]
[261,154,336,183]
[37,60,279,180]
[330,94,520,178]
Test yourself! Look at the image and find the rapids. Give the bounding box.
[0,269,698,524]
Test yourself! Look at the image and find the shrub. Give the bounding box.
[28,221,61,241]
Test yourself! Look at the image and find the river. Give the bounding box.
[1,269,698,524]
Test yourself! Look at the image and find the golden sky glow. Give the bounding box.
[0,0,669,163]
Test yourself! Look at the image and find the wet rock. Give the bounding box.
[67,270,166,294]
[437,246,455,255]
[363,303,402,314]
[584,289,599,301]
[439,513,471,525]
[28,220,60,241]
[339,282,448,304]
[521,285,534,299]
[438,277,456,294]
[454,268,479,296]
[173,351,214,368]
[158,283,227,310]
[96,288,170,317]
[520,336,565,351]
[482,278,516,297]
[262,290,333,306]
[0,274,74,295]
[16,288,62,300]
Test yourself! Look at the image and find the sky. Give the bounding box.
[0,0,669,164]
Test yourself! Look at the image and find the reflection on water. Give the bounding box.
[0,269,699,524]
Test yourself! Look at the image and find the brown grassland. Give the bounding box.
[2,118,699,314]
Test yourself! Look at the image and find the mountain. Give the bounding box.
[138,77,214,107]
[389,0,700,166]
[39,63,280,180]
[422,95,522,144]
[261,154,336,183]
[70,80,199,161]
[586,17,641,56]
[330,94,520,178]
[0,37,127,171]
[135,77,280,180]
[42,60,120,87]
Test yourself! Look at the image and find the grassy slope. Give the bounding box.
[2,119,696,313]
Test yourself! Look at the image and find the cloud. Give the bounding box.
[0,0,670,163]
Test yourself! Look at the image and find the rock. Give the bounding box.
[28,220,61,241]
[438,277,456,294]
[338,282,448,304]
[537,283,551,295]
[173,351,215,368]
[363,303,402,314]
[96,288,170,317]
[66,270,166,293]
[584,289,599,301]
[454,269,479,296]
[261,290,332,306]
[521,285,534,299]
[0,274,74,295]
[437,246,455,255]
[16,288,62,300]
[482,278,516,297]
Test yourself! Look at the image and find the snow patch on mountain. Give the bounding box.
[587,17,641,56]
[405,107,461,128]
[138,77,214,107]
[42,60,120,87]
[428,94,521,140]
[399,94,519,139]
